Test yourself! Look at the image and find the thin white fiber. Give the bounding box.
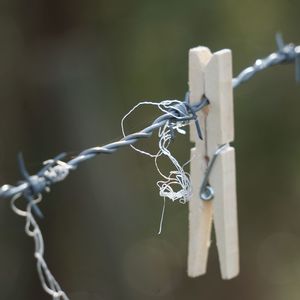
[122,100,193,233]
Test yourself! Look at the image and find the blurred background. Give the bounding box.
[0,0,300,299]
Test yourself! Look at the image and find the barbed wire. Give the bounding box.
[233,34,300,87]
[0,35,299,299]
[0,35,299,203]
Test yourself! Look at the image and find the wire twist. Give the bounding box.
[233,34,300,88]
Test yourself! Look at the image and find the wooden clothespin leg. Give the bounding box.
[188,47,239,279]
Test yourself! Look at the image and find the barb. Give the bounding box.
[233,34,299,88]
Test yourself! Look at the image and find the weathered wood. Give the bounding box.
[188,47,239,279]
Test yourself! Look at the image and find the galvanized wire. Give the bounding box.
[0,97,208,300]
[0,36,299,299]
[0,37,299,202]
[233,34,300,87]
[0,99,207,201]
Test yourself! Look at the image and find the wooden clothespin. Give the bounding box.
[188,46,239,279]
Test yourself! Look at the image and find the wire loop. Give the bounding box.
[10,193,69,299]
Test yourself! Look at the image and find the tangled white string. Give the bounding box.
[11,193,69,300]
[121,100,192,157]
[122,100,192,201]
[155,121,192,203]
[121,100,193,233]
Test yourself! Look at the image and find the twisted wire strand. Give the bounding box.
[0,98,208,299]
[0,39,298,201]
[0,38,298,299]
[0,99,207,200]
[233,37,299,87]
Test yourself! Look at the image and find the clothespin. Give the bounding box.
[188,47,239,279]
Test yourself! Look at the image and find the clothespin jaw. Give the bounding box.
[188,47,239,279]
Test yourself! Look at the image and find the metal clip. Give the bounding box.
[200,144,228,201]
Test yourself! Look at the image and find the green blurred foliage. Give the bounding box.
[0,0,300,299]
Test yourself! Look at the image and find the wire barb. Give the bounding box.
[233,35,299,88]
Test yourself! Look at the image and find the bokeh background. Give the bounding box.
[0,0,300,299]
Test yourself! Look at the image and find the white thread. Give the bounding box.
[121,100,189,157]
[155,122,192,203]
[11,193,69,300]
[158,197,166,235]
[122,101,193,233]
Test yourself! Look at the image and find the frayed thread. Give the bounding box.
[121,100,193,233]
